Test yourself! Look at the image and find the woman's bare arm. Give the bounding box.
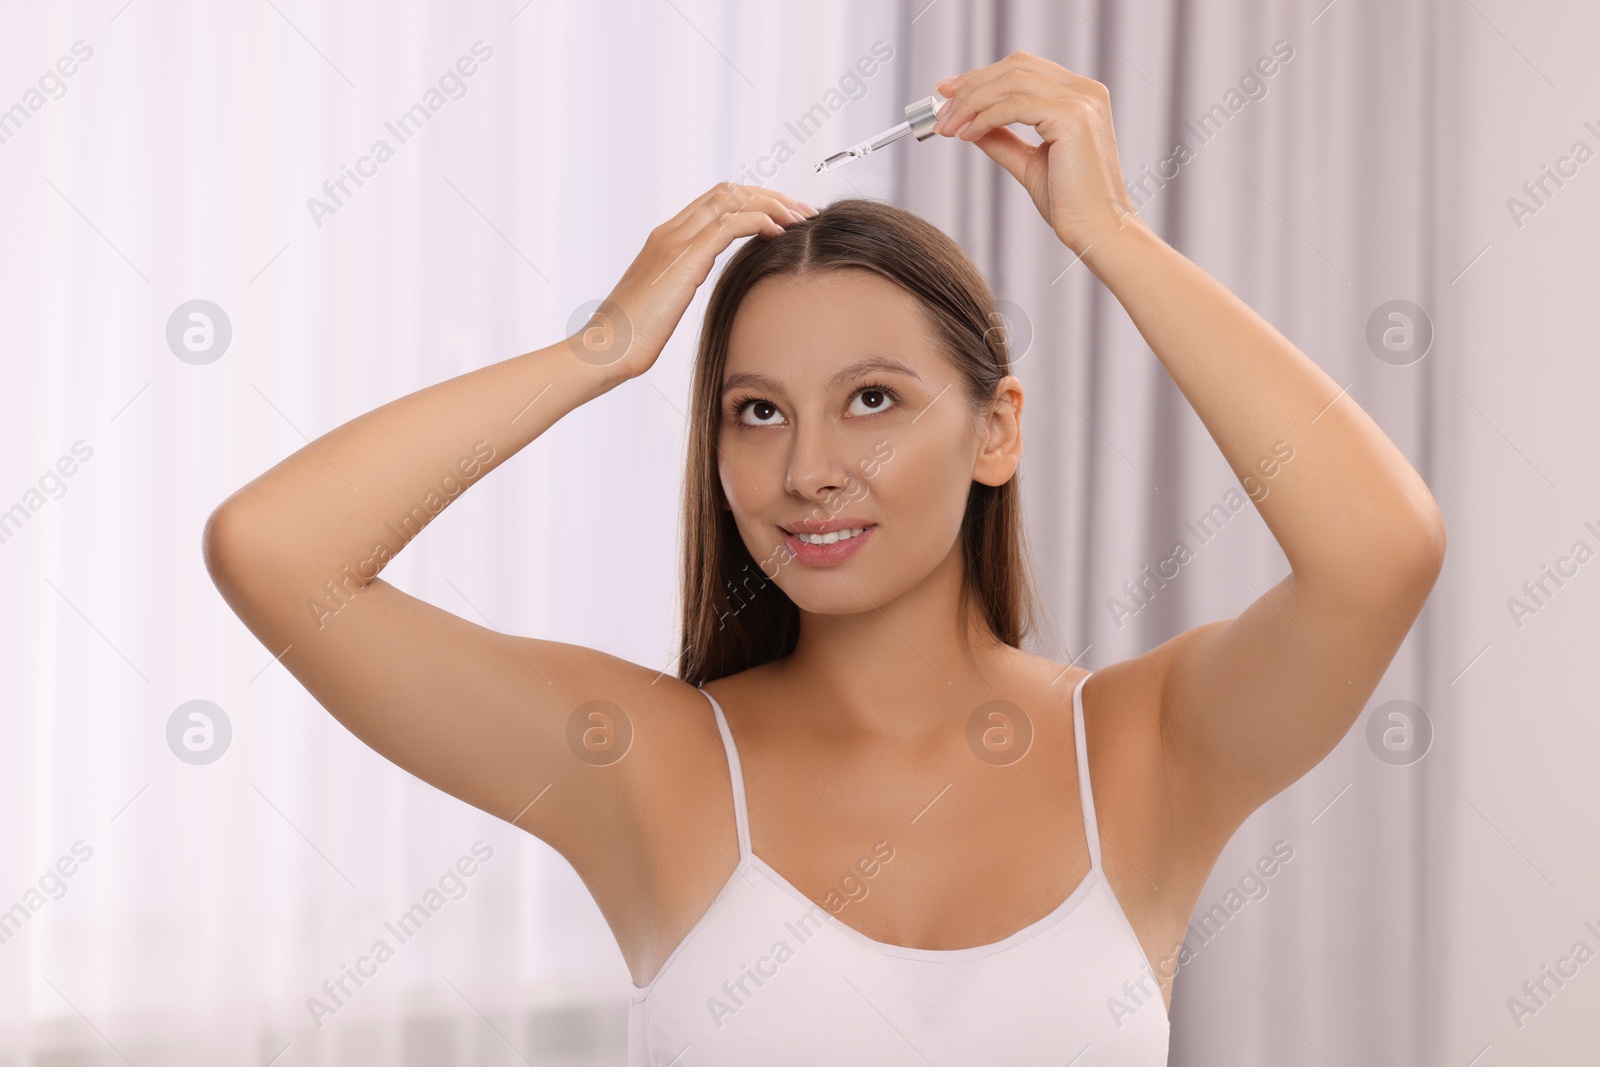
[1081,216,1444,859]
[932,52,1446,866]
[202,341,643,850]
[202,184,818,892]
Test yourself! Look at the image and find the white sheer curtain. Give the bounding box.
[5,0,1596,1064]
[1,2,900,1063]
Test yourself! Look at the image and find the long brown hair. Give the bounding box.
[677,196,1045,686]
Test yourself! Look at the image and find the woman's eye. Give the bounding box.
[734,387,897,426]
[739,400,785,427]
[848,388,897,416]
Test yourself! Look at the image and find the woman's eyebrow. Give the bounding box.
[827,356,923,389]
[720,370,783,396]
[720,357,924,396]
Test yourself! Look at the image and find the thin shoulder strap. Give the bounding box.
[1072,671,1103,872]
[699,687,751,859]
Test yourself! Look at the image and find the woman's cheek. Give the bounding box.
[906,445,981,545]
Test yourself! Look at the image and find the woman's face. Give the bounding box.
[717,268,1023,615]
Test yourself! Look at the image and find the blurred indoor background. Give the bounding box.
[0,0,1595,1063]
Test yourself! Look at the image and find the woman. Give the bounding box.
[205,52,1445,1064]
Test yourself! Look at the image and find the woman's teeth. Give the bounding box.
[793,526,868,545]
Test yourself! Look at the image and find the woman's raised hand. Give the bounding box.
[931,51,1138,256]
[569,183,817,381]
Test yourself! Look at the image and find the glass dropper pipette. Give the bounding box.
[814,95,944,173]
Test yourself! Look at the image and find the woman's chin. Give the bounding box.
[784,580,897,616]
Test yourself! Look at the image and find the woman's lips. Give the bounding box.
[779,523,876,566]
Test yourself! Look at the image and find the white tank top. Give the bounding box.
[627,671,1172,1064]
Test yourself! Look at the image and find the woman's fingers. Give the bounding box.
[661,183,814,239]
[751,184,817,219]
[706,189,814,232]
[659,192,796,248]
[698,209,790,248]
[951,93,1068,144]
[708,183,815,221]
[936,69,1058,137]
[934,50,1059,106]
[965,125,1038,184]
[934,54,1106,140]
[702,190,805,230]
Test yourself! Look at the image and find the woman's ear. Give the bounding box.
[972,375,1024,487]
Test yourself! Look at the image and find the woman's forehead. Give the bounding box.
[725,273,939,376]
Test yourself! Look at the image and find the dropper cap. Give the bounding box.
[903,94,942,141]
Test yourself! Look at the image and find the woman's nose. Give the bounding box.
[784,425,852,498]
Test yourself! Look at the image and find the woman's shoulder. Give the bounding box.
[1014,645,1166,734]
